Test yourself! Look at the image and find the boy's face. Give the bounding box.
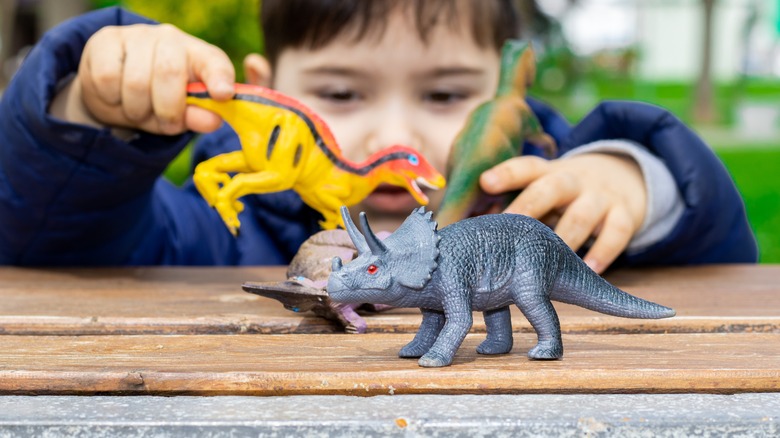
[272,8,500,219]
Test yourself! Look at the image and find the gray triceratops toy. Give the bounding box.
[327,206,676,367]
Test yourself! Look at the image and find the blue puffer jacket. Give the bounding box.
[0,7,757,266]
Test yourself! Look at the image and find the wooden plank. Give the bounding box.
[0,265,778,335]
[0,266,341,334]
[0,333,777,395]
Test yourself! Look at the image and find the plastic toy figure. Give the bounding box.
[436,40,557,227]
[328,206,676,367]
[186,83,446,234]
[242,229,392,333]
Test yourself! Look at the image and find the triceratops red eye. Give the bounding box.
[367,264,378,275]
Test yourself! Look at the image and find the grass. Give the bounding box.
[163,142,193,187]
[532,76,780,126]
[715,148,780,263]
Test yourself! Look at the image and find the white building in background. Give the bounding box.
[546,0,780,81]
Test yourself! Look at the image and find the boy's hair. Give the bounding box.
[261,0,521,67]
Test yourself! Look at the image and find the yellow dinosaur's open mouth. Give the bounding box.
[407,175,446,205]
[409,179,428,205]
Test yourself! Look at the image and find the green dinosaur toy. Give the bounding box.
[436,40,557,227]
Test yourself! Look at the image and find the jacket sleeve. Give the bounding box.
[524,97,571,156]
[0,7,242,265]
[559,101,758,266]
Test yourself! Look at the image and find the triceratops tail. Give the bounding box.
[550,254,676,319]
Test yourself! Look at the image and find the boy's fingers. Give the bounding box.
[187,39,235,100]
[151,38,189,134]
[480,156,549,194]
[183,38,234,132]
[76,23,233,134]
[185,106,224,133]
[83,27,125,106]
[554,193,608,252]
[504,172,579,219]
[582,206,634,274]
[120,30,155,123]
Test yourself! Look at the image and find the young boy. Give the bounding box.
[0,1,757,272]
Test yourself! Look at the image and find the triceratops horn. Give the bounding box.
[359,212,387,255]
[331,256,343,272]
[340,206,369,255]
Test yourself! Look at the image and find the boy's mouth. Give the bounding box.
[374,184,407,195]
[366,184,424,213]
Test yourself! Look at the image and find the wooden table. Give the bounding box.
[0,265,778,396]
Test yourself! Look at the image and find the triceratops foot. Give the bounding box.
[476,337,514,355]
[418,351,454,368]
[527,339,563,360]
[398,341,431,358]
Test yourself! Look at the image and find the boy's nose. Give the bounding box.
[365,103,423,154]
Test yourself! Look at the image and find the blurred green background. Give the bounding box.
[2,0,777,262]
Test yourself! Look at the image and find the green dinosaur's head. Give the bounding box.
[495,40,536,98]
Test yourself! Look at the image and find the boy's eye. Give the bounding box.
[423,91,467,105]
[317,89,362,103]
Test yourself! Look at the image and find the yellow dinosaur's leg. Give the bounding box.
[193,151,251,207]
[316,199,344,230]
[301,185,351,230]
[216,171,291,235]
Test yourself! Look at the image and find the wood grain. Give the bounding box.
[0,332,776,395]
[0,265,778,335]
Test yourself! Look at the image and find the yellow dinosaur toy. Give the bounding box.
[186,83,446,234]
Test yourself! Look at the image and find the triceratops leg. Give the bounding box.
[515,293,563,360]
[399,309,445,358]
[477,306,514,355]
[418,300,473,367]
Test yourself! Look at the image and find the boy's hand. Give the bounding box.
[53,23,235,135]
[480,154,647,274]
